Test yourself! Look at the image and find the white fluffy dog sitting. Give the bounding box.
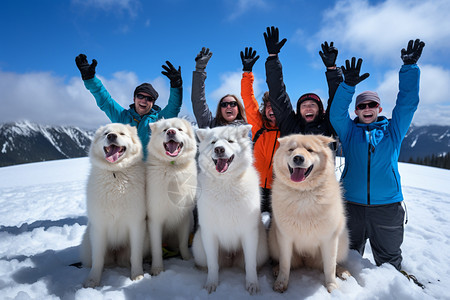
[146,118,197,276]
[269,134,350,293]
[81,123,147,288]
[192,125,269,294]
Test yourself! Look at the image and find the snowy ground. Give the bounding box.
[0,157,449,299]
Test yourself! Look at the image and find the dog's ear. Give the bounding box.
[239,124,252,138]
[196,128,209,142]
[277,136,289,146]
[316,135,335,147]
[149,121,158,133]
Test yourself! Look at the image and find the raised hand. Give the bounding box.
[240,47,260,72]
[401,39,425,65]
[162,61,182,88]
[75,54,97,80]
[341,57,370,86]
[195,47,213,71]
[319,41,338,68]
[263,26,287,55]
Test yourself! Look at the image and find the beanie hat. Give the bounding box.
[355,91,380,109]
[296,93,324,115]
[134,83,159,101]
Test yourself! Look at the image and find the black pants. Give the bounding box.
[346,202,405,271]
[260,187,272,214]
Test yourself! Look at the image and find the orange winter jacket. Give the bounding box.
[241,72,280,190]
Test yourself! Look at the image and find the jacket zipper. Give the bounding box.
[367,144,371,205]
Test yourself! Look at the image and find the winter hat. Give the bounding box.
[134,83,159,101]
[296,93,324,114]
[355,91,380,109]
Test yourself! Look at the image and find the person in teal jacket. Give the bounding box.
[330,39,425,273]
[75,54,183,160]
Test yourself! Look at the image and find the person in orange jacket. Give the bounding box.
[240,47,280,215]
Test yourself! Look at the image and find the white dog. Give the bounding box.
[192,125,269,294]
[81,123,146,288]
[269,134,350,293]
[146,118,197,276]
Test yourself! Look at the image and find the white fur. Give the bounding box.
[146,118,197,275]
[81,123,147,288]
[269,134,350,293]
[192,125,269,294]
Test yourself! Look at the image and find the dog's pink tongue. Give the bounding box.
[105,146,121,163]
[216,159,229,173]
[291,167,306,182]
[166,141,179,156]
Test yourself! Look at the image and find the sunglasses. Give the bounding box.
[136,94,155,102]
[356,101,379,110]
[220,101,238,108]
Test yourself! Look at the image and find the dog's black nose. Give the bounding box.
[214,146,225,155]
[166,129,176,137]
[293,155,304,165]
[107,133,117,141]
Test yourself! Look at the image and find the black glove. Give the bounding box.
[263,26,287,55]
[162,61,182,88]
[195,47,213,71]
[75,54,97,80]
[341,57,370,86]
[240,47,260,72]
[401,39,425,65]
[319,41,338,68]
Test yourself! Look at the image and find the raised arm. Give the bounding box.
[263,26,297,136]
[240,47,262,135]
[159,60,183,119]
[191,47,215,128]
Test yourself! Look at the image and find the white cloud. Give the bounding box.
[226,0,269,20]
[311,0,450,65]
[373,64,450,126]
[0,70,172,130]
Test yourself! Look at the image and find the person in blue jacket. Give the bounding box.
[75,54,183,160]
[330,39,425,272]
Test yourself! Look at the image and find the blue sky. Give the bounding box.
[1,0,449,129]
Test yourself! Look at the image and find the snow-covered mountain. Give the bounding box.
[0,122,448,167]
[0,121,94,167]
[399,124,450,161]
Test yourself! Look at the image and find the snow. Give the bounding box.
[0,158,449,299]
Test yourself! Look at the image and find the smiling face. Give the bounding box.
[299,100,319,123]
[355,101,383,124]
[220,96,239,123]
[134,92,154,116]
[265,101,276,126]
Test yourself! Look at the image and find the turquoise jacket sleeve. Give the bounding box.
[159,86,183,119]
[83,76,127,123]
[329,82,355,144]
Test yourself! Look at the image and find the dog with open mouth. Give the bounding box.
[269,134,350,293]
[146,118,197,276]
[192,125,269,295]
[81,123,147,288]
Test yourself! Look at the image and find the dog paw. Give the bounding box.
[273,279,288,293]
[204,282,217,294]
[83,278,100,289]
[336,264,351,280]
[326,282,338,293]
[181,252,192,261]
[151,266,164,276]
[132,274,144,281]
[246,281,260,295]
[272,264,280,277]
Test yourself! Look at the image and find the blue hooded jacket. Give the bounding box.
[330,64,420,205]
[84,76,182,160]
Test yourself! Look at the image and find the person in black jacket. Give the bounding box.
[263,26,342,142]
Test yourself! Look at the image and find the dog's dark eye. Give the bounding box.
[119,132,125,136]
[228,140,234,143]
[288,148,295,152]
[178,128,183,131]
[307,148,314,153]
[163,129,167,132]
[211,140,216,144]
